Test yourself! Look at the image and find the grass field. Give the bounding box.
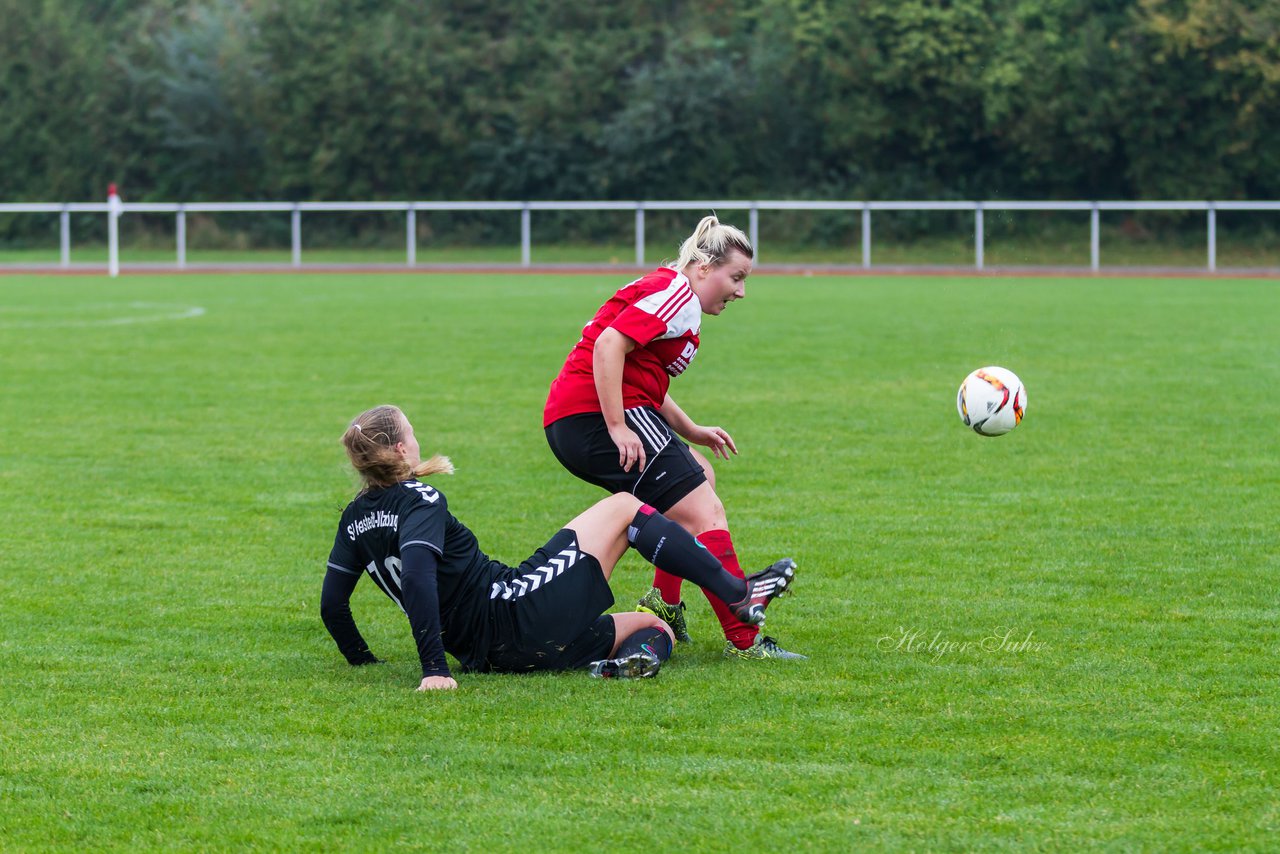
[0,271,1276,851]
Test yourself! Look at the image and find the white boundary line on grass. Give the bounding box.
[0,301,206,328]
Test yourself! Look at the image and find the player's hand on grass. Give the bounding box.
[418,675,458,691]
[607,424,646,472]
[689,425,737,460]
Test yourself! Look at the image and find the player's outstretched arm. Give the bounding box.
[400,545,454,687]
[320,567,381,665]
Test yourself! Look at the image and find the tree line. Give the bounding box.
[2,0,1276,210]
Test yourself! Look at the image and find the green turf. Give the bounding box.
[0,272,1276,850]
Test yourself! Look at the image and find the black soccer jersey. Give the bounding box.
[327,480,504,673]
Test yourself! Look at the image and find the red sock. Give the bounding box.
[652,569,684,605]
[696,529,760,650]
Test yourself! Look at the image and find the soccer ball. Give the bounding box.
[957,366,1027,436]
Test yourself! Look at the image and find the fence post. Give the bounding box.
[1090,204,1100,272]
[635,203,645,267]
[291,204,302,267]
[176,205,186,270]
[749,205,759,263]
[107,184,121,278]
[975,203,985,271]
[1207,203,1216,272]
[521,205,531,267]
[60,205,70,268]
[862,204,871,269]
[407,204,416,267]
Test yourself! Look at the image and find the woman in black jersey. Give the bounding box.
[320,404,796,690]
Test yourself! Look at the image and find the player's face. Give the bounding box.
[396,414,422,465]
[694,249,752,316]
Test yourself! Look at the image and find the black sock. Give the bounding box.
[627,507,747,605]
[615,626,673,662]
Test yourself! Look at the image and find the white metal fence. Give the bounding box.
[2,198,1278,275]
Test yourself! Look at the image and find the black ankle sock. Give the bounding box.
[627,508,747,605]
[615,626,673,662]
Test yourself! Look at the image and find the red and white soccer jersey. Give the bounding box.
[544,267,702,426]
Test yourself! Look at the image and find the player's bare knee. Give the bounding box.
[671,498,726,534]
[706,493,726,523]
[605,492,644,519]
[610,611,673,650]
[655,620,676,647]
[633,611,676,645]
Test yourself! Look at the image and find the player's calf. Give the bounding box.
[589,625,672,680]
[626,506,744,606]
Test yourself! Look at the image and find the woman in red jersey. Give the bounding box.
[543,215,805,661]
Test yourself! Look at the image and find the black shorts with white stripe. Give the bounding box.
[545,408,708,513]
[483,528,617,672]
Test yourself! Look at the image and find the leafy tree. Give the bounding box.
[123,0,268,199]
[0,0,113,199]
[2,0,1278,230]
[1133,0,1280,197]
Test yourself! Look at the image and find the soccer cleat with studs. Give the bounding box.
[588,649,662,679]
[723,635,808,661]
[728,558,797,626]
[636,587,692,643]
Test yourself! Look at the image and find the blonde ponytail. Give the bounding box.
[672,214,753,273]
[412,455,454,479]
[342,405,454,491]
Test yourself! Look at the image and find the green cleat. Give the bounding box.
[636,587,692,643]
[724,635,808,661]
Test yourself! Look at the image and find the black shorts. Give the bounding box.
[483,528,617,672]
[545,408,707,513]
